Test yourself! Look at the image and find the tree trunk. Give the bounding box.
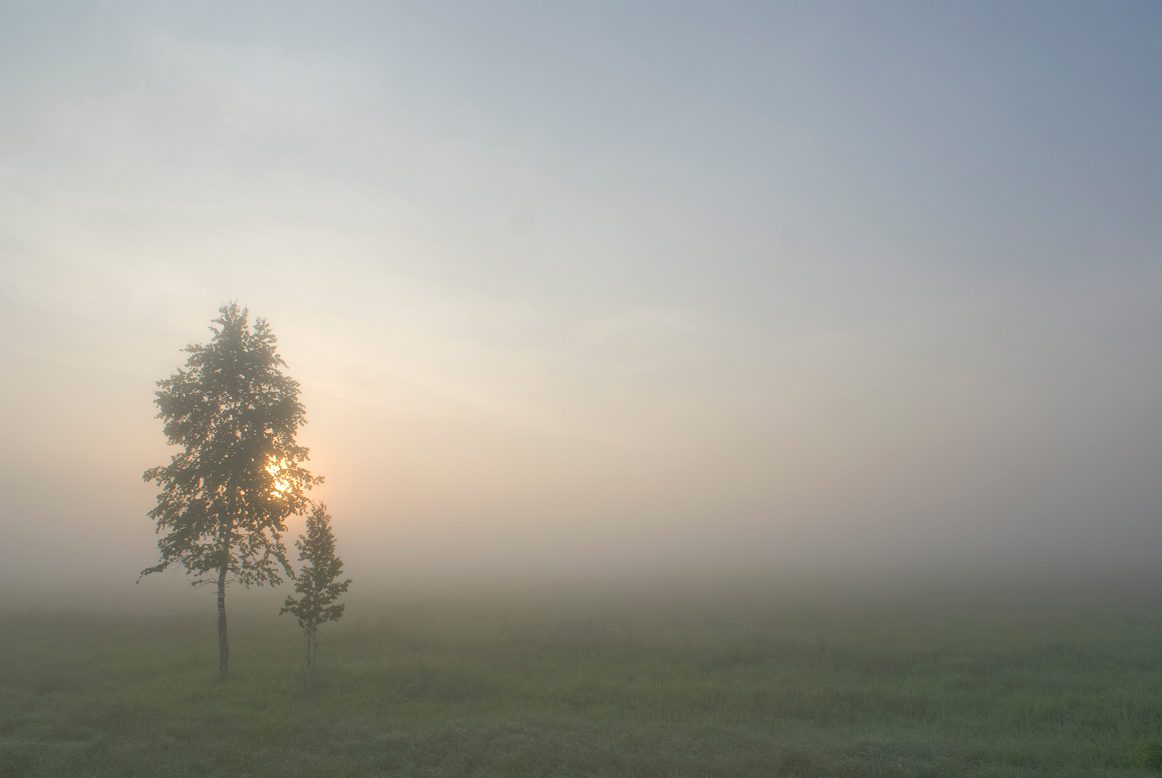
[218,509,234,679]
[218,562,229,677]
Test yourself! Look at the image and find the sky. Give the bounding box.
[3,2,1162,600]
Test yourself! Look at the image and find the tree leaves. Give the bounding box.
[281,502,352,637]
[142,302,322,586]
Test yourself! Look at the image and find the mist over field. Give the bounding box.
[9,5,1162,777]
[2,2,1162,606]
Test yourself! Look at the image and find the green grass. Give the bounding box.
[4,583,1162,776]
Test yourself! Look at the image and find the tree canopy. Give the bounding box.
[282,502,352,671]
[143,302,321,675]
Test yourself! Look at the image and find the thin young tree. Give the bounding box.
[281,502,352,673]
[142,302,321,677]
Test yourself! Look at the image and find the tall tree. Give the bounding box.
[281,502,352,674]
[142,302,321,677]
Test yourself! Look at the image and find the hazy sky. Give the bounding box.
[3,2,1162,596]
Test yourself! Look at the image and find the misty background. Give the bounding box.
[2,2,1162,606]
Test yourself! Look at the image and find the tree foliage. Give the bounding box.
[142,302,321,674]
[282,502,351,669]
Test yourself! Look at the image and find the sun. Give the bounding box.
[266,457,291,496]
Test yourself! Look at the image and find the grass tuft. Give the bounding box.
[1138,739,1162,772]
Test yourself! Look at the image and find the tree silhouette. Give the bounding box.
[142,302,321,677]
[281,502,352,674]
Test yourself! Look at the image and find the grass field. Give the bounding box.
[5,579,1162,777]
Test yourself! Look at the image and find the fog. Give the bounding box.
[3,3,1162,606]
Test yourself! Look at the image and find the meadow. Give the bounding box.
[4,577,1162,777]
